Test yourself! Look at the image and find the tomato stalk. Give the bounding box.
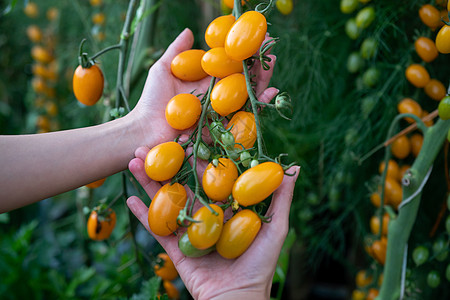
[378,118,450,300]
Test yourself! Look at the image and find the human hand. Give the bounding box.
[128,28,278,149]
[127,147,299,300]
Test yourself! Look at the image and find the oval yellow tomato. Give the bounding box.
[201,47,243,78]
[405,64,430,88]
[226,111,256,150]
[415,37,438,62]
[205,15,236,48]
[187,204,224,250]
[424,79,446,101]
[154,253,178,280]
[145,142,185,182]
[72,64,104,106]
[216,209,261,259]
[225,11,267,61]
[148,183,187,236]
[87,208,116,241]
[165,93,202,130]
[202,158,238,202]
[210,73,248,116]
[232,161,284,206]
[170,49,208,81]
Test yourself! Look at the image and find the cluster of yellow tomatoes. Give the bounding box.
[89,0,107,42]
[145,6,288,260]
[153,253,180,299]
[24,2,60,133]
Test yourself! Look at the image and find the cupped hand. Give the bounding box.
[127,147,299,300]
[128,28,278,149]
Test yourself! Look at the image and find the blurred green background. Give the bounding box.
[1,0,449,299]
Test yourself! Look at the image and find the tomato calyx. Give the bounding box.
[78,39,95,69]
[275,92,293,120]
[255,0,276,15]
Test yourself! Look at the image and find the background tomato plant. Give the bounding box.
[1,0,450,299]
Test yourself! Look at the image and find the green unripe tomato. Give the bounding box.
[360,37,378,59]
[412,245,429,266]
[250,159,259,168]
[240,151,251,167]
[438,95,450,120]
[197,142,211,160]
[345,18,362,40]
[432,238,449,262]
[210,121,224,141]
[356,6,375,29]
[178,232,215,257]
[362,67,380,87]
[347,52,364,73]
[340,0,359,14]
[427,270,441,288]
[221,131,235,148]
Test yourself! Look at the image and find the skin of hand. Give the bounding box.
[127,146,300,300]
[0,28,276,213]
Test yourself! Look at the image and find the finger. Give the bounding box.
[258,87,279,105]
[127,196,151,232]
[265,166,300,234]
[128,157,162,199]
[135,146,150,161]
[255,54,276,96]
[158,28,194,66]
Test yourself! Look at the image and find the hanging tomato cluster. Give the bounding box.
[24,1,60,133]
[87,204,117,241]
[145,2,295,260]
[89,0,107,42]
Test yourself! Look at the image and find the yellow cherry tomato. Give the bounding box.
[187,204,224,250]
[26,25,42,43]
[92,12,105,25]
[424,79,446,101]
[170,49,208,81]
[384,177,402,209]
[85,177,106,189]
[216,209,261,259]
[355,269,373,288]
[87,207,116,241]
[436,25,450,53]
[72,64,104,106]
[419,4,441,30]
[405,64,430,88]
[154,253,178,280]
[201,47,243,79]
[379,159,400,181]
[225,11,267,61]
[211,73,248,116]
[202,158,238,202]
[391,135,411,159]
[148,183,187,236]
[276,0,294,15]
[31,46,53,64]
[24,2,39,18]
[414,37,438,62]
[232,161,284,206]
[144,141,185,182]
[165,93,202,130]
[205,15,236,48]
[397,98,423,124]
[410,133,423,157]
[226,111,256,150]
[163,280,180,299]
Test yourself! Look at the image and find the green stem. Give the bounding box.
[115,0,138,111]
[192,77,216,213]
[243,62,264,160]
[233,0,243,18]
[89,44,122,61]
[378,119,450,300]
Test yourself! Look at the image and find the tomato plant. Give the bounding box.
[232,161,284,206]
[72,64,105,106]
[165,93,202,130]
[216,209,261,259]
[224,10,267,61]
[210,73,248,116]
[170,49,208,81]
[87,207,116,241]
[201,47,243,78]
[202,158,238,202]
[144,141,185,182]
[154,253,178,281]
[147,183,187,236]
[187,204,224,250]
[205,14,236,48]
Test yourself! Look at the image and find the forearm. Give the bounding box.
[0,112,150,212]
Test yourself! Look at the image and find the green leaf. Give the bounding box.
[130,1,162,36]
[130,276,161,300]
